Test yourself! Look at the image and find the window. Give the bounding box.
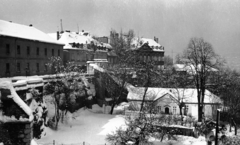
[45,48,47,56]
[184,105,189,115]
[173,106,176,114]
[17,63,20,72]
[27,63,30,70]
[52,49,54,56]
[157,106,161,113]
[27,46,30,55]
[6,44,10,54]
[36,63,39,72]
[37,47,39,55]
[17,45,20,55]
[58,49,60,56]
[45,64,48,72]
[6,63,10,72]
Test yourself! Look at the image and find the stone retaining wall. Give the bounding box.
[2,122,33,145]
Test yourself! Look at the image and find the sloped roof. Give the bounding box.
[0,20,64,45]
[131,37,164,52]
[58,32,91,44]
[140,38,161,47]
[127,87,221,104]
[49,31,109,49]
[173,64,218,74]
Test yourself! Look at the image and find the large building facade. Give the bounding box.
[136,42,164,69]
[0,20,64,77]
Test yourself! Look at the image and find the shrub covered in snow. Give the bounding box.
[220,135,240,145]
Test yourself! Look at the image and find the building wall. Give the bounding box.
[0,36,63,77]
[154,94,218,120]
[136,44,165,69]
[63,49,107,65]
[96,37,108,44]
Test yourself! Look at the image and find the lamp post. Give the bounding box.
[215,109,220,145]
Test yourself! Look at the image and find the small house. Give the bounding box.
[127,87,222,120]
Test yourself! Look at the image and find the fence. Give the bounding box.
[37,140,108,145]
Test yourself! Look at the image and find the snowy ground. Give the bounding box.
[36,101,208,145]
[38,108,121,145]
[37,97,126,145]
[36,96,240,145]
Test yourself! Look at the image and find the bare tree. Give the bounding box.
[160,67,193,121]
[44,56,88,129]
[210,68,240,121]
[181,37,222,122]
[106,102,177,145]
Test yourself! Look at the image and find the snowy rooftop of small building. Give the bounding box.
[127,87,221,104]
[0,20,64,45]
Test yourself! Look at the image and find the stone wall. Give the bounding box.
[3,122,33,145]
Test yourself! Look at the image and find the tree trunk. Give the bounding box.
[110,103,116,114]
[198,104,203,122]
[135,137,140,145]
[179,106,183,124]
[140,87,148,112]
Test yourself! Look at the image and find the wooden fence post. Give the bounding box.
[215,109,220,145]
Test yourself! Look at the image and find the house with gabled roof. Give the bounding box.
[127,87,222,120]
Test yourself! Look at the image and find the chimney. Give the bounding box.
[57,31,60,40]
[29,24,33,27]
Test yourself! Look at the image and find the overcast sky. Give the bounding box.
[1,0,240,69]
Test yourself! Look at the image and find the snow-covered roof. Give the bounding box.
[0,20,64,45]
[12,77,44,91]
[127,87,221,104]
[49,31,109,50]
[58,32,91,44]
[0,81,34,122]
[102,43,112,49]
[140,38,161,47]
[89,64,105,72]
[173,64,218,74]
[131,37,164,52]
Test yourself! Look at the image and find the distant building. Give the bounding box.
[0,20,64,77]
[134,40,165,69]
[95,36,109,44]
[49,31,110,66]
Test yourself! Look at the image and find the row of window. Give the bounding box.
[5,44,60,56]
[140,55,163,62]
[5,63,48,73]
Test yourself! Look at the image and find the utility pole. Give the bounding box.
[215,109,220,145]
